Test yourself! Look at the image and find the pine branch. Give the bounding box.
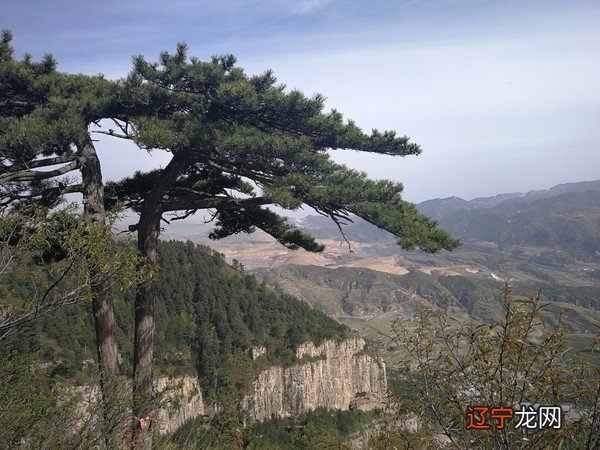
[0,160,79,183]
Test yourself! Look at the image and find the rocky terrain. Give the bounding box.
[242,337,386,422]
[161,180,600,362]
[149,337,386,433]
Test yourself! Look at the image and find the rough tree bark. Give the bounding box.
[78,133,122,446]
[132,153,189,448]
[79,134,120,374]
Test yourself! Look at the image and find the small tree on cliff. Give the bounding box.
[103,44,460,445]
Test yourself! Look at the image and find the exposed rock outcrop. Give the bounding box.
[65,376,206,437]
[247,346,267,360]
[69,337,386,435]
[154,376,205,434]
[242,337,386,422]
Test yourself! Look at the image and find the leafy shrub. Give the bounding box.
[380,282,600,449]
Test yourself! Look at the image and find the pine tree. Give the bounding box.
[2,35,460,447]
[102,43,460,446]
[0,30,131,446]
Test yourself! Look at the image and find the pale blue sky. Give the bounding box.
[3,0,599,202]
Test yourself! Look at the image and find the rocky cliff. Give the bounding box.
[154,376,205,434]
[74,337,386,435]
[241,336,386,422]
[66,376,206,437]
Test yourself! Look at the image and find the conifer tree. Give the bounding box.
[105,44,460,445]
[0,30,131,445]
[2,34,460,447]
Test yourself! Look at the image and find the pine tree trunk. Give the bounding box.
[78,134,122,447]
[132,212,159,448]
[132,154,189,448]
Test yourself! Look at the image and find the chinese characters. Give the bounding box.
[466,405,562,430]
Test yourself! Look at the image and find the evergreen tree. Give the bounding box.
[104,44,460,445]
[2,34,460,446]
[0,30,135,445]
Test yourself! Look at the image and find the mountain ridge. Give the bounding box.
[419,179,600,211]
[279,180,600,262]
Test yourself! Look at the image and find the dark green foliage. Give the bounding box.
[0,43,112,156]
[245,408,376,449]
[107,44,459,255]
[0,32,127,212]
[209,206,325,252]
[2,240,348,393]
[155,240,348,399]
[170,407,376,449]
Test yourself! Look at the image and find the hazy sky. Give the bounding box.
[3,0,599,202]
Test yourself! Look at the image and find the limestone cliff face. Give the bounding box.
[72,337,385,435]
[154,376,204,434]
[241,337,386,422]
[65,376,206,436]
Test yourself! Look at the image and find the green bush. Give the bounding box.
[380,282,600,449]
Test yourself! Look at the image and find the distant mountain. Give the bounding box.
[420,180,600,211]
[418,181,600,261]
[255,263,600,356]
[289,180,600,261]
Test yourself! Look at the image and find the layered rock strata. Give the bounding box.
[71,337,386,435]
[154,376,205,434]
[241,337,386,422]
